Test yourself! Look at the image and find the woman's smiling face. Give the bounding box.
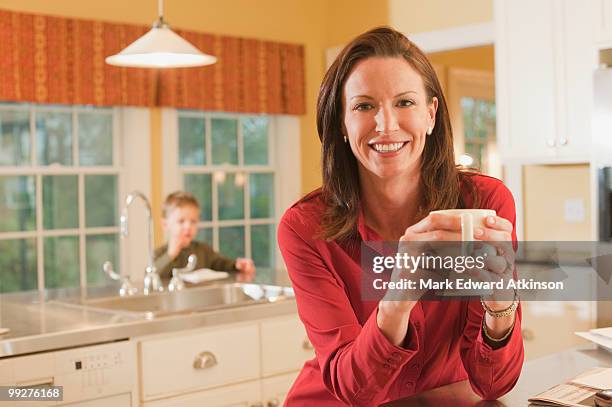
[342,56,438,181]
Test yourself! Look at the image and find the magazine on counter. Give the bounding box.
[528,367,612,407]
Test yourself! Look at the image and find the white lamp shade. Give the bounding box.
[106,25,217,68]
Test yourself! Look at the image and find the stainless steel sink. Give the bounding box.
[56,283,294,318]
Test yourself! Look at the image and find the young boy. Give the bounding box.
[154,191,256,281]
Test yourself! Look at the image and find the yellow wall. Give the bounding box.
[389,0,492,33]
[523,164,592,240]
[326,0,389,46]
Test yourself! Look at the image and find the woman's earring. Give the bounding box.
[343,135,348,143]
[426,126,433,136]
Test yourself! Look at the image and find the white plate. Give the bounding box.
[180,268,230,284]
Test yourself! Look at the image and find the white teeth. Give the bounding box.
[371,142,405,153]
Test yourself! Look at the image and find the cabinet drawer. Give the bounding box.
[143,380,261,407]
[261,371,300,407]
[140,324,260,399]
[260,316,314,376]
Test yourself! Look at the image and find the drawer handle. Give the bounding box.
[193,351,218,370]
[267,398,280,407]
[17,377,54,387]
[302,338,314,351]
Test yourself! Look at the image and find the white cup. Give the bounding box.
[429,209,496,241]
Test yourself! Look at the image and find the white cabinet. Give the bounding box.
[260,315,312,376]
[143,381,261,407]
[495,0,597,162]
[596,0,612,44]
[138,314,314,407]
[261,372,300,407]
[139,323,260,400]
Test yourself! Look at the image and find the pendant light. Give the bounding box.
[106,0,217,68]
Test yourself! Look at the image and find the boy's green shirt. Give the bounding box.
[154,240,237,279]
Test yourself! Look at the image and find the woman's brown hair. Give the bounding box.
[317,26,478,242]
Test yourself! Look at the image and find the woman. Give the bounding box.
[278,27,523,406]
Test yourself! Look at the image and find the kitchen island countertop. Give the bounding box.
[0,277,297,358]
[384,344,612,406]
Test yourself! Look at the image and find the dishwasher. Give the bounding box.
[0,340,137,406]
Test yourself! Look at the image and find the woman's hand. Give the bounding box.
[398,213,517,308]
[381,213,464,312]
[474,215,516,310]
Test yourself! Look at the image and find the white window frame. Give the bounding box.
[161,109,301,271]
[0,103,124,290]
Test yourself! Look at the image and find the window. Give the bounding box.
[171,111,278,280]
[460,97,497,171]
[446,68,501,179]
[0,104,120,292]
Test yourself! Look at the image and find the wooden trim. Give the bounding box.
[447,68,497,175]
[408,22,495,53]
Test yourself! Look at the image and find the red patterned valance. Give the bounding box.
[0,9,305,115]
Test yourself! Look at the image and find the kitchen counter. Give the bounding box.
[384,344,612,406]
[0,276,297,358]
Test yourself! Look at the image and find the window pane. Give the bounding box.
[86,234,117,286]
[0,176,35,232]
[36,111,72,166]
[197,227,213,246]
[85,175,117,227]
[250,173,274,218]
[251,224,275,268]
[44,235,79,288]
[0,238,37,293]
[78,112,113,166]
[179,116,205,166]
[465,143,484,169]
[219,226,244,259]
[43,175,78,230]
[184,173,212,221]
[218,173,244,220]
[211,118,238,165]
[243,117,268,165]
[0,110,30,166]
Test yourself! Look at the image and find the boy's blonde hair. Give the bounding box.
[162,191,200,218]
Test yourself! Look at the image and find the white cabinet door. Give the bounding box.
[596,0,612,44]
[61,393,132,406]
[559,0,596,159]
[260,315,314,377]
[495,0,558,160]
[143,381,261,407]
[261,372,300,407]
[139,323,260,400]
[495,0,596,161]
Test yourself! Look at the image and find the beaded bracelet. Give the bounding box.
[480,289,519,318]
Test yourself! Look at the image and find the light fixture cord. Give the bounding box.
[158,0,164,24]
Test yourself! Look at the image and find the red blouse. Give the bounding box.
[277,175,524,406]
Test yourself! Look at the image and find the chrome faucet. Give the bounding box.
[120,191,163,294]
[103,261,137,296]
[168,254,197,292]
